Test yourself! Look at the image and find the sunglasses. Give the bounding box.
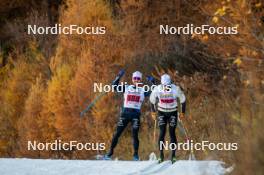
[133,77,141,81]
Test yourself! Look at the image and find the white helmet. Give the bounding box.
[161,74,171,85]
[132,71,142,80]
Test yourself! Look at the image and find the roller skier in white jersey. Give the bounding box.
[104,70,152,161]
[150,74,186,164]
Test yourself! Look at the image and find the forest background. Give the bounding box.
[0,1,263,174]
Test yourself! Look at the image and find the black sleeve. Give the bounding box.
[144,78,157,97]
[144,90,151,97]
[150,103,156,112]
[181,101,186,114]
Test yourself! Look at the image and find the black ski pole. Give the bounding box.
[80,69,125,117]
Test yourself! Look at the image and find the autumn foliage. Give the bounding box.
[0,0,263,174]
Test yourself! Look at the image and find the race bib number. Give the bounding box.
[127,95,140,102]
[160,98,174,103]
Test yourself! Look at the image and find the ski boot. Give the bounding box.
[133,154,139,161]
[157,157,164,163]
[171,156,177,164]
[158,153,164,163]
[103,153,112,160]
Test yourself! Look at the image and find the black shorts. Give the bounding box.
[157,111,178,127]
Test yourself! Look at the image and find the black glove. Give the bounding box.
[117,69,125,78]
[146,75,155,84]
